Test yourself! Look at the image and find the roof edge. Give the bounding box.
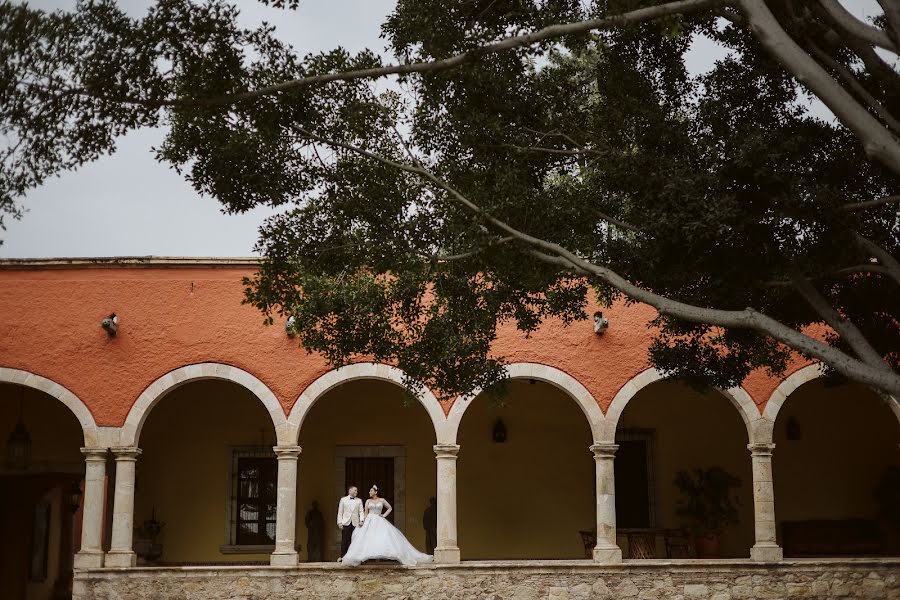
[0,256,261,270]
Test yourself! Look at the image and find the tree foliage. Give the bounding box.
[1,0,898,398]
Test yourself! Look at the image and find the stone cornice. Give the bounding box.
[0,256,260,270]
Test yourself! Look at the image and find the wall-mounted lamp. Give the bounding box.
[66,481,83,513]
[285,316,297,338]
[593,311,609,335]
[101,313,118,336]
[492,419,507,443]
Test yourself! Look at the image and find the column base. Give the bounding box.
[270,550,299,566]
[751,543,783,562]
[73,550,104,569]
[104,550,137,568]
[433,546,461,564]
[592,545,623,563]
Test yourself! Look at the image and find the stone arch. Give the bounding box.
[601,367,764,444]
[444,362,605,444]
[762,363,900,442]
[286,362,447,445]
[0,366,101,448]
[120,363,288,446]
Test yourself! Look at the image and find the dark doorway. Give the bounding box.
[615,433,654,528]
[345,457,395,524]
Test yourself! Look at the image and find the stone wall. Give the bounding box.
[74,559,900,600]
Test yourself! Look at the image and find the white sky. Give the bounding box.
[0,1,885,258]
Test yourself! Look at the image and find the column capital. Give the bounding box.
[273,445,302,458]
[433,444,460,458]
[80,447,108,461]
[748,442,775,456]
[110,446,142,460]
[590,443,619,458]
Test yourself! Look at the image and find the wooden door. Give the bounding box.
[615,439,652,528]
[345,457,395,524]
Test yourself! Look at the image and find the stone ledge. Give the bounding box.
[77,557,900,573]
[75,558,900,600]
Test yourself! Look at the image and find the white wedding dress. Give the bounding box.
[341,499,433,566]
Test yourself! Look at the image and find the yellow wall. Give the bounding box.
[135,380,277,563]
[773,381,900,525]
[297,379,436,561]
[615,382,755,558]
[457,380,594,559]
[0,385,84,465]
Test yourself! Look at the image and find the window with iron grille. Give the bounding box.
[227,447,277,549]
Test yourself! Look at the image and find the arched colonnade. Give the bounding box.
[2,361,897,567]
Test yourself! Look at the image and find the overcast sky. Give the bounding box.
[0,1,886,258]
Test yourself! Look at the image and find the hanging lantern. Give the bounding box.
[6,417,32,470]
[6,389,31,470]
[492,419,508,443]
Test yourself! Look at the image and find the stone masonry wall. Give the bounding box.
[74,560,900,600]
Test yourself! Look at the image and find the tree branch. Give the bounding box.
[492,143,600,156]
[291,125,900,397]
[841,194,900,212]
[764,264,890,286]
[422,236,515,262]
[52,0,727,108]
[738,0,900,176]
[877,0,900,47]
[818,0,897,52]
[833,264,890,277]
[716,8,744,25]
[808,41,900,135]
[528,242,900,395]
[790,270,885,367]
[843,35,900,92]
[855,233,900,287]
[591,209,643,234]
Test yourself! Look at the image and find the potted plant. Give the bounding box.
[674,467,741,558]
[133,510,165,565]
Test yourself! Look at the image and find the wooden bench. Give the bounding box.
[781,519,883,557]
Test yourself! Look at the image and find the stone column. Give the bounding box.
[591,443,623,562]
[433,444,461,563]
[105,447,141,567]
[749,442,783,562]
[74,447,108,568]
[270,445,302,566]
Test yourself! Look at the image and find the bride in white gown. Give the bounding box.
[341,485,433,567]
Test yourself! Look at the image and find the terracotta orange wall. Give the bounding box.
[0,265,815,425]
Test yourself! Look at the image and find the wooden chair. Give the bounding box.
[625,530,657,559]
[664,528,693,559]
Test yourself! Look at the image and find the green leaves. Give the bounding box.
[3,0,898,398]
